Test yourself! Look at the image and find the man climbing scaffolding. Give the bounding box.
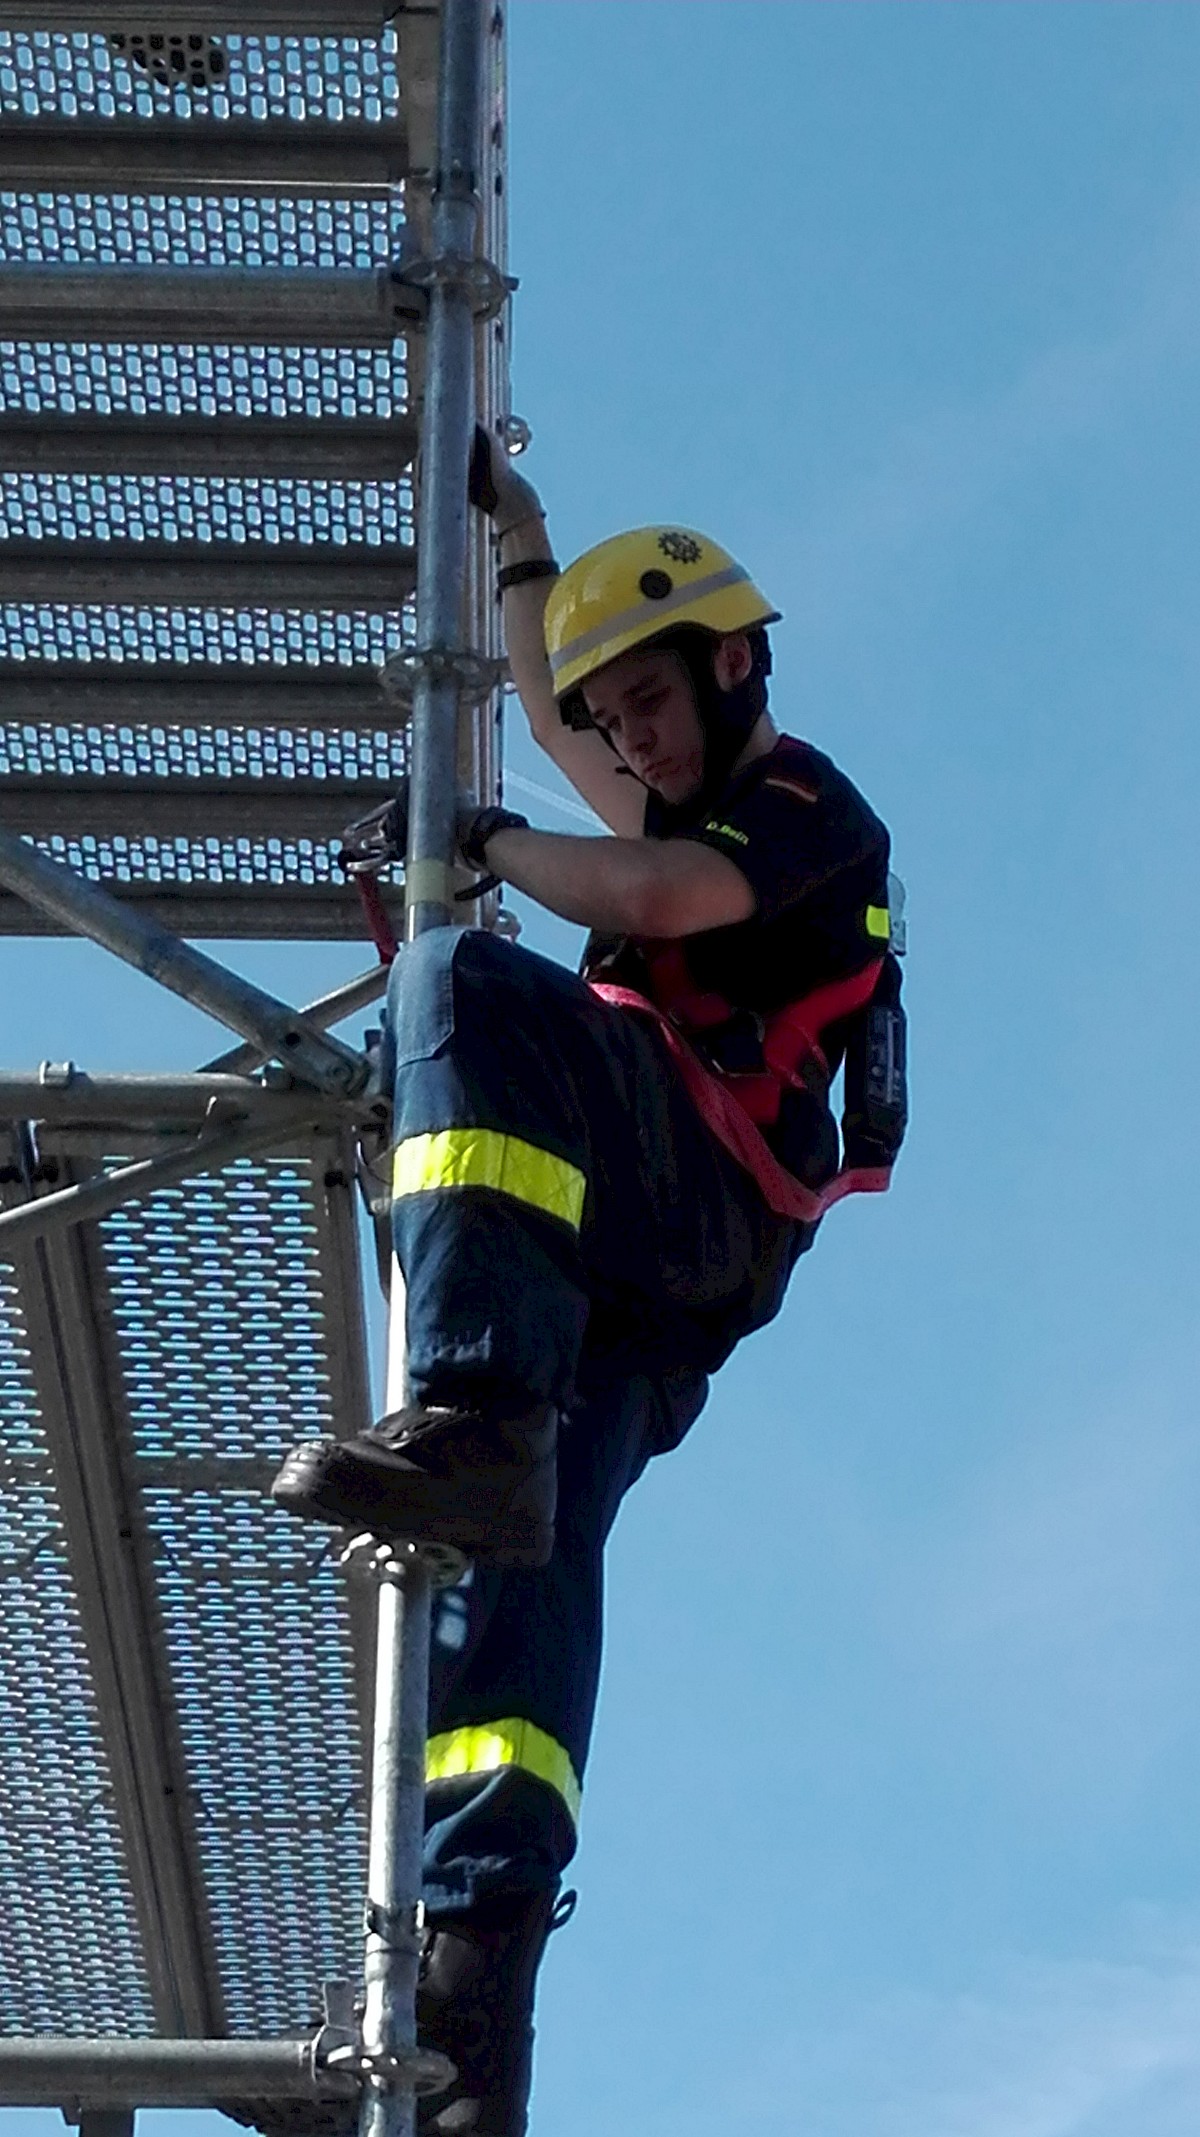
[273,430,908,2136]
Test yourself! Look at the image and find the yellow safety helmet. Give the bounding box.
[544,526,780,719]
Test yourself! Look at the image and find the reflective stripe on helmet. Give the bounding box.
[547,561,752,681]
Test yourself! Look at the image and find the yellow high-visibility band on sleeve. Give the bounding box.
[425,1718,583,1829]
[865,904,891,941]
[392,1128,587,1232]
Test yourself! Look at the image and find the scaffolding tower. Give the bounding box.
[0,6,510,2134]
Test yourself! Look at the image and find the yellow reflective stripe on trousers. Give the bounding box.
[425,1719,583,1828]
[392,1129,587,1232]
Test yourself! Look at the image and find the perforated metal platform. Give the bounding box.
[0,3,505,940]
[0,1119,375,2037]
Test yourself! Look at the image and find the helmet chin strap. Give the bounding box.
[642,635,765,833]
[596,726,651,789]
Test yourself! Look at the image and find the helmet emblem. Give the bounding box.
[658,531,703,565]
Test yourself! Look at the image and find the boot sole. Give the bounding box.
[271,1445,553,1569]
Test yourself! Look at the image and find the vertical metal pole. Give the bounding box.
[358,1551,434,2137]
[404,0,485,938]
[363,4,487,2136]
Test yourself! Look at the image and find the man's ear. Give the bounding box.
[713,632,753,691]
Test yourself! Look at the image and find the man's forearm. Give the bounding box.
[484,826,669,931]
[479,825,753,937]
[498,518,560,739]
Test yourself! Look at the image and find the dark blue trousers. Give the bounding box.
[386,928,804,1913]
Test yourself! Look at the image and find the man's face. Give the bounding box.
[580,647,706,806]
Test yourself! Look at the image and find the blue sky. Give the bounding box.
[5,5,1200,2136]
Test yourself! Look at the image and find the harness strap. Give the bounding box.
[636,946,886,1127]
[351,870,400,966]
[762,960,884,1078]
[640,942,733,1030]
[590,981,891,1223]
[754,957,885,1120]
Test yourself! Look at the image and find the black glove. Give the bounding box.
[468,424,500,516]
[455,804,530,901]
[339,785,408,876]
[467,424,544,538]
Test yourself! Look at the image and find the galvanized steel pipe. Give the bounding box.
[0,2035,357,2106]
[403,0,486,940]
[359,1554,437,2137]
[367,7,488,2137]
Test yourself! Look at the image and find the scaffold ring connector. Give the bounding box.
[322,2039,455,2098]
[340,1530,469,1589]
[363,1896,424,1948]
[379,645,507,708]
[390,253,516,325]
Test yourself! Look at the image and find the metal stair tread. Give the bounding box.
[0,111,412,191]
[0,412,419,480]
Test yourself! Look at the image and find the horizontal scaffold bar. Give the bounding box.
[0,115,409,192]
[0,1068,377,1125]
[0,0,395,28]
[0,265,407,346]
[0,665,401,728]
[0,539,417,609]
[0,776,401,840]
[0,2033,364,2106]
[0,413,418,479]
[0,882,404,940]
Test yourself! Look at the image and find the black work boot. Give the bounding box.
[271,1404,557,1568]
[417,1888,573,2136]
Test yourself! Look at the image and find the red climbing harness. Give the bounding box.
[590,942,896,1224]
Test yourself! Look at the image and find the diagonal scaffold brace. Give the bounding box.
[0,826,370,1098]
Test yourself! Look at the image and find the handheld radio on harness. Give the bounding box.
[840,874,908,1175]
